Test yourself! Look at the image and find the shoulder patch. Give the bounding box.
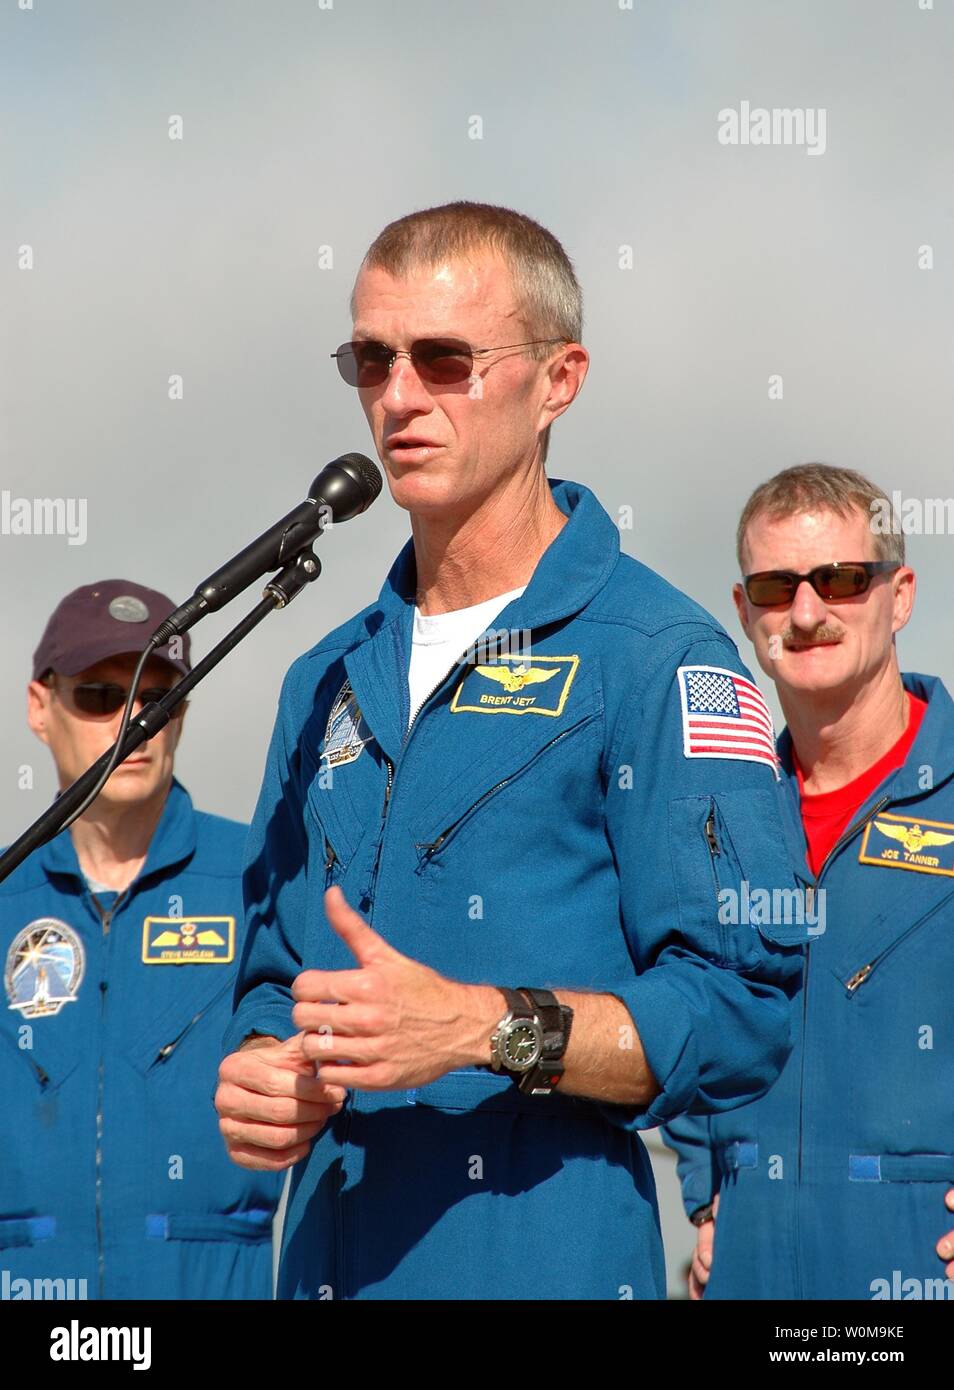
[5,918,85,1018]
[322,679,374,766]
[677,664,779,778]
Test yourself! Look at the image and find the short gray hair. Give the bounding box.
[736,462,905,569]
[350,201,583,465]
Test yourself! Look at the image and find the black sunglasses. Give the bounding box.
[330,337,567,388]
[743,561,900,607]
[53,681,185,719]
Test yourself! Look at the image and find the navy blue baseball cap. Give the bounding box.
[32,580,191,681]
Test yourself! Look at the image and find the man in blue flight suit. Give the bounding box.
[1,580,281,1300]
[666,463,954,1300]
[215,201,809,1300]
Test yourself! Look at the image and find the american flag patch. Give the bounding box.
[677,665,780,778]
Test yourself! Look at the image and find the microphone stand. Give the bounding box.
[0,547,322,885]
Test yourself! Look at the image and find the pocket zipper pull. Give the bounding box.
[705,810,720,856]
[846,963,872,993]
[324,839,337,873]
[151,1004,209,1066]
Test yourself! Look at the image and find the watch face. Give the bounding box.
[503,1021,541,1071]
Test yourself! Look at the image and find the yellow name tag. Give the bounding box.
[142,916,236,964]
[858,813,954,877]
[450,654,579,717]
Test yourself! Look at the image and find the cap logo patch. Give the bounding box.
[108,595,149,623]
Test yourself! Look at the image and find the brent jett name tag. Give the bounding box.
[141,916,235,964]
[450,654,579,716]
[858,813,954,877]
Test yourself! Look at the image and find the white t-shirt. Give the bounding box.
[407,585,527,729]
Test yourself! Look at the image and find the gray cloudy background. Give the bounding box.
[2,0,952,1294]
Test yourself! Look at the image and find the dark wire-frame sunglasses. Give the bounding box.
[331,337,568,388]
[743,560,900,607]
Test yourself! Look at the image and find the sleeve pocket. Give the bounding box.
[669,789,810,971]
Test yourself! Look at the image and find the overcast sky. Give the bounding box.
[3,0,952,839]
[2,0,952,1298]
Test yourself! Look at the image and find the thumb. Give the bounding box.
[260,1032,322,1074]
[324,885,394,965]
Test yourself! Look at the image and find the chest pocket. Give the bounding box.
[303,720,384,889]
[835,881,954,1154]
[0,1013,88,1222]
[412,705,604,873]
[0,1018,80,1094]
[409,656,604,854]
[126,971,236,1077]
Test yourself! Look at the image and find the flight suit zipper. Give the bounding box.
[704,806,728,963]
[342,642,498,1283]
[323,837,338,887]
[363,633,509,918]
[89,886,129,1299]
[704,809,720,859]
[28,1058,50,1088]
[792,791,890,1296]
[363,756,394,914]
[337,637,517,1282]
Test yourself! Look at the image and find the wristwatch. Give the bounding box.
[517,987,573,1095]
[489,986,573,1096]
[490,987,543,1080]
[690,1202,715,1227]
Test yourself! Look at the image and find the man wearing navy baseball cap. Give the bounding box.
[1,580,281,1300]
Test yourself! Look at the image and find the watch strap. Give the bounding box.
[515,987,574,1095]
[517,987,573,1058]
[498,986,533,1019]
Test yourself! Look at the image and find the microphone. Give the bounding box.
[154,453,382,638]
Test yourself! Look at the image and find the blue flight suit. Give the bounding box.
[1,778,282,1299]
[225,477,808,1300]
[664,673,954,1299]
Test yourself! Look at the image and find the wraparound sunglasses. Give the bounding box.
[52,681,185,719]
[743,561,899,606]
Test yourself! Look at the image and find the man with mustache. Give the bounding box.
[666,463,954,1300]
